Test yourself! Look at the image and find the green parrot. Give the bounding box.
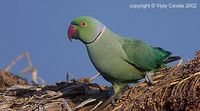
[67,16,181,108]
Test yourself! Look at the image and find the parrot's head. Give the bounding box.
[67,16,105,44]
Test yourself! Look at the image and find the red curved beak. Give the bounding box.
[67,25,77,41]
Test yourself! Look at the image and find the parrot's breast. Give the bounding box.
[85,30,144,83]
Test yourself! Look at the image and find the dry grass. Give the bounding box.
[0,51,200,111]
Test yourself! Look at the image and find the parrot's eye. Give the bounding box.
[80,21,87,27]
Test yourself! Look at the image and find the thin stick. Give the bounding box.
[3,51,38,83]
[89,72,100,81]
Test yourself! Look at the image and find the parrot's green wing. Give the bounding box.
[121,38,171,71]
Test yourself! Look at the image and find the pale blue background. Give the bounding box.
[0,0,199,85]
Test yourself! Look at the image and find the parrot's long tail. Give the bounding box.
[164,56,181,64]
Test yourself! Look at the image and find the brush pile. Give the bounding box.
[0,51,200,111]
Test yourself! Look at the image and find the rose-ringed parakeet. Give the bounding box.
[67,16,181,108]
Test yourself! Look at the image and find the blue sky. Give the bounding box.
[0,0,199,86]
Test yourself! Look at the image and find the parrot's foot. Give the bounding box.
[111,99,115,106]
[97,94,116,110]
[111,93,122,106]
[97,83,128,110]
[145,72,154,85]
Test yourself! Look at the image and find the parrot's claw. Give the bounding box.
[111,99,116,106]
[145,72,154,85]
[106,87,116,106]
[111,93,122,106]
